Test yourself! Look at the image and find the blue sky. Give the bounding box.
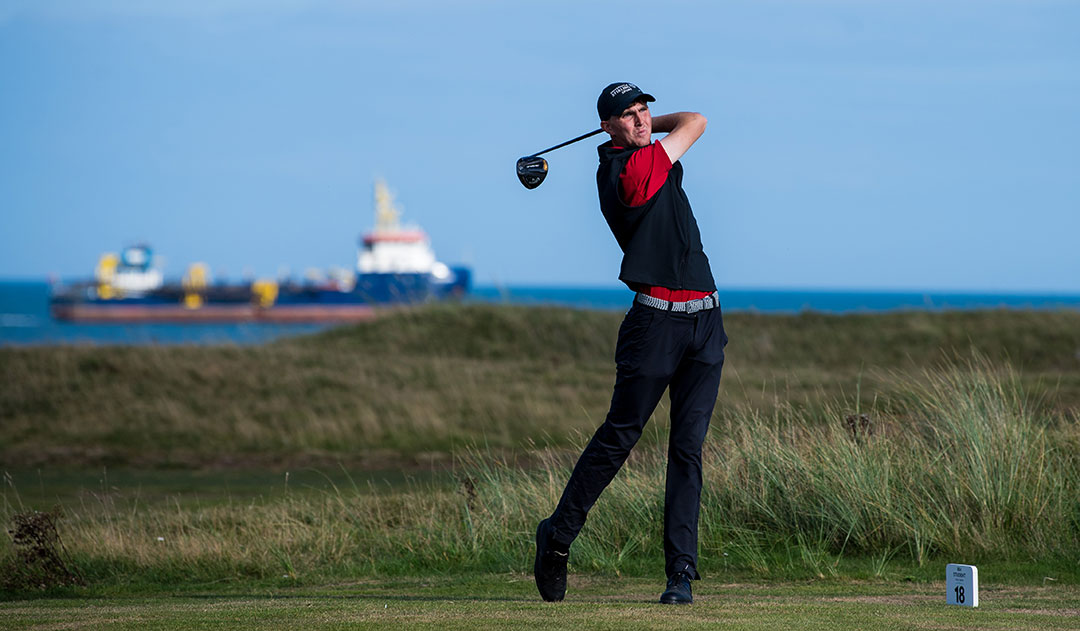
[2,0,1078,291]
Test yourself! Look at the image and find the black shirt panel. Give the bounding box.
[596,142,716,292]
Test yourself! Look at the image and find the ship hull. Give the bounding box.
[50,303,378,324]
[50,268,470,324]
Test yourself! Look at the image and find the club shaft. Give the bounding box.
[530,129,604,157]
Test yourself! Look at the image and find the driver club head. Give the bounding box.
[516,156,548,189]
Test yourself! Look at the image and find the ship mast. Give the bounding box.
[373,178,402,234]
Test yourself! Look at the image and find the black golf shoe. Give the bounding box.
[534,518,568,602]
[660,571,693,604]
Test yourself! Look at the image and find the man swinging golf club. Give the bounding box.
[534,82,728,605]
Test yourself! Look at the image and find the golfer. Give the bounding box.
[535,82,727,605]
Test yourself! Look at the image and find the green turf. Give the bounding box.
[2,466,451,511]
[2,576,1078,630]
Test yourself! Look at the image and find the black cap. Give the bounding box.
[597,82,655,121]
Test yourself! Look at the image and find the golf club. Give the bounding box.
[517,128,603,189]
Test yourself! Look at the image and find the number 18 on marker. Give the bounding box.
[946,563,979,607]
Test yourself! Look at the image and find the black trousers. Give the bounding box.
[548,301,728,579]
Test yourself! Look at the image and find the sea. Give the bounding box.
[3,279,1080,347]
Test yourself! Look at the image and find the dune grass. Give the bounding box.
[2,356,1077,592]
[1,304,1078,468]
[1,305,1078,595]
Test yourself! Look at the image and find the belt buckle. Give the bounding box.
[686,298,703,314]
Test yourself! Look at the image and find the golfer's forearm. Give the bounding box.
[652,112,706,135]
[655,112,707,163]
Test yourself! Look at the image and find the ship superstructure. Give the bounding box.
[94,244,164,298]
[358,179,444,275]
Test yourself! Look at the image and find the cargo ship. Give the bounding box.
[49,180,471,323]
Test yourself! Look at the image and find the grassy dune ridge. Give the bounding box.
[1,305,1079,588]
[2,304,1079,467]
[2,359,1077,587]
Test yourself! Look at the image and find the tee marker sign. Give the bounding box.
[946,563,979,607]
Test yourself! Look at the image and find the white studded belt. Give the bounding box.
[634,291,720,314]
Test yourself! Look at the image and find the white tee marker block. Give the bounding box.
[946,563,979,607]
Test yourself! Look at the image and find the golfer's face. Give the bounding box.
[606,101,652,148]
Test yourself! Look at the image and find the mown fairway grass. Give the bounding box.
[3,577,1079,630]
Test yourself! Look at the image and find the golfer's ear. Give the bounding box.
[600,120,612,134]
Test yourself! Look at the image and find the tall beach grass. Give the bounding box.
[3,305,1079,468]
[4,357,1076,587]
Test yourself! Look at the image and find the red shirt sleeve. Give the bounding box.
[618,141,673,206]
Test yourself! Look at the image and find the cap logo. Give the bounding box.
[609,83,636,97]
